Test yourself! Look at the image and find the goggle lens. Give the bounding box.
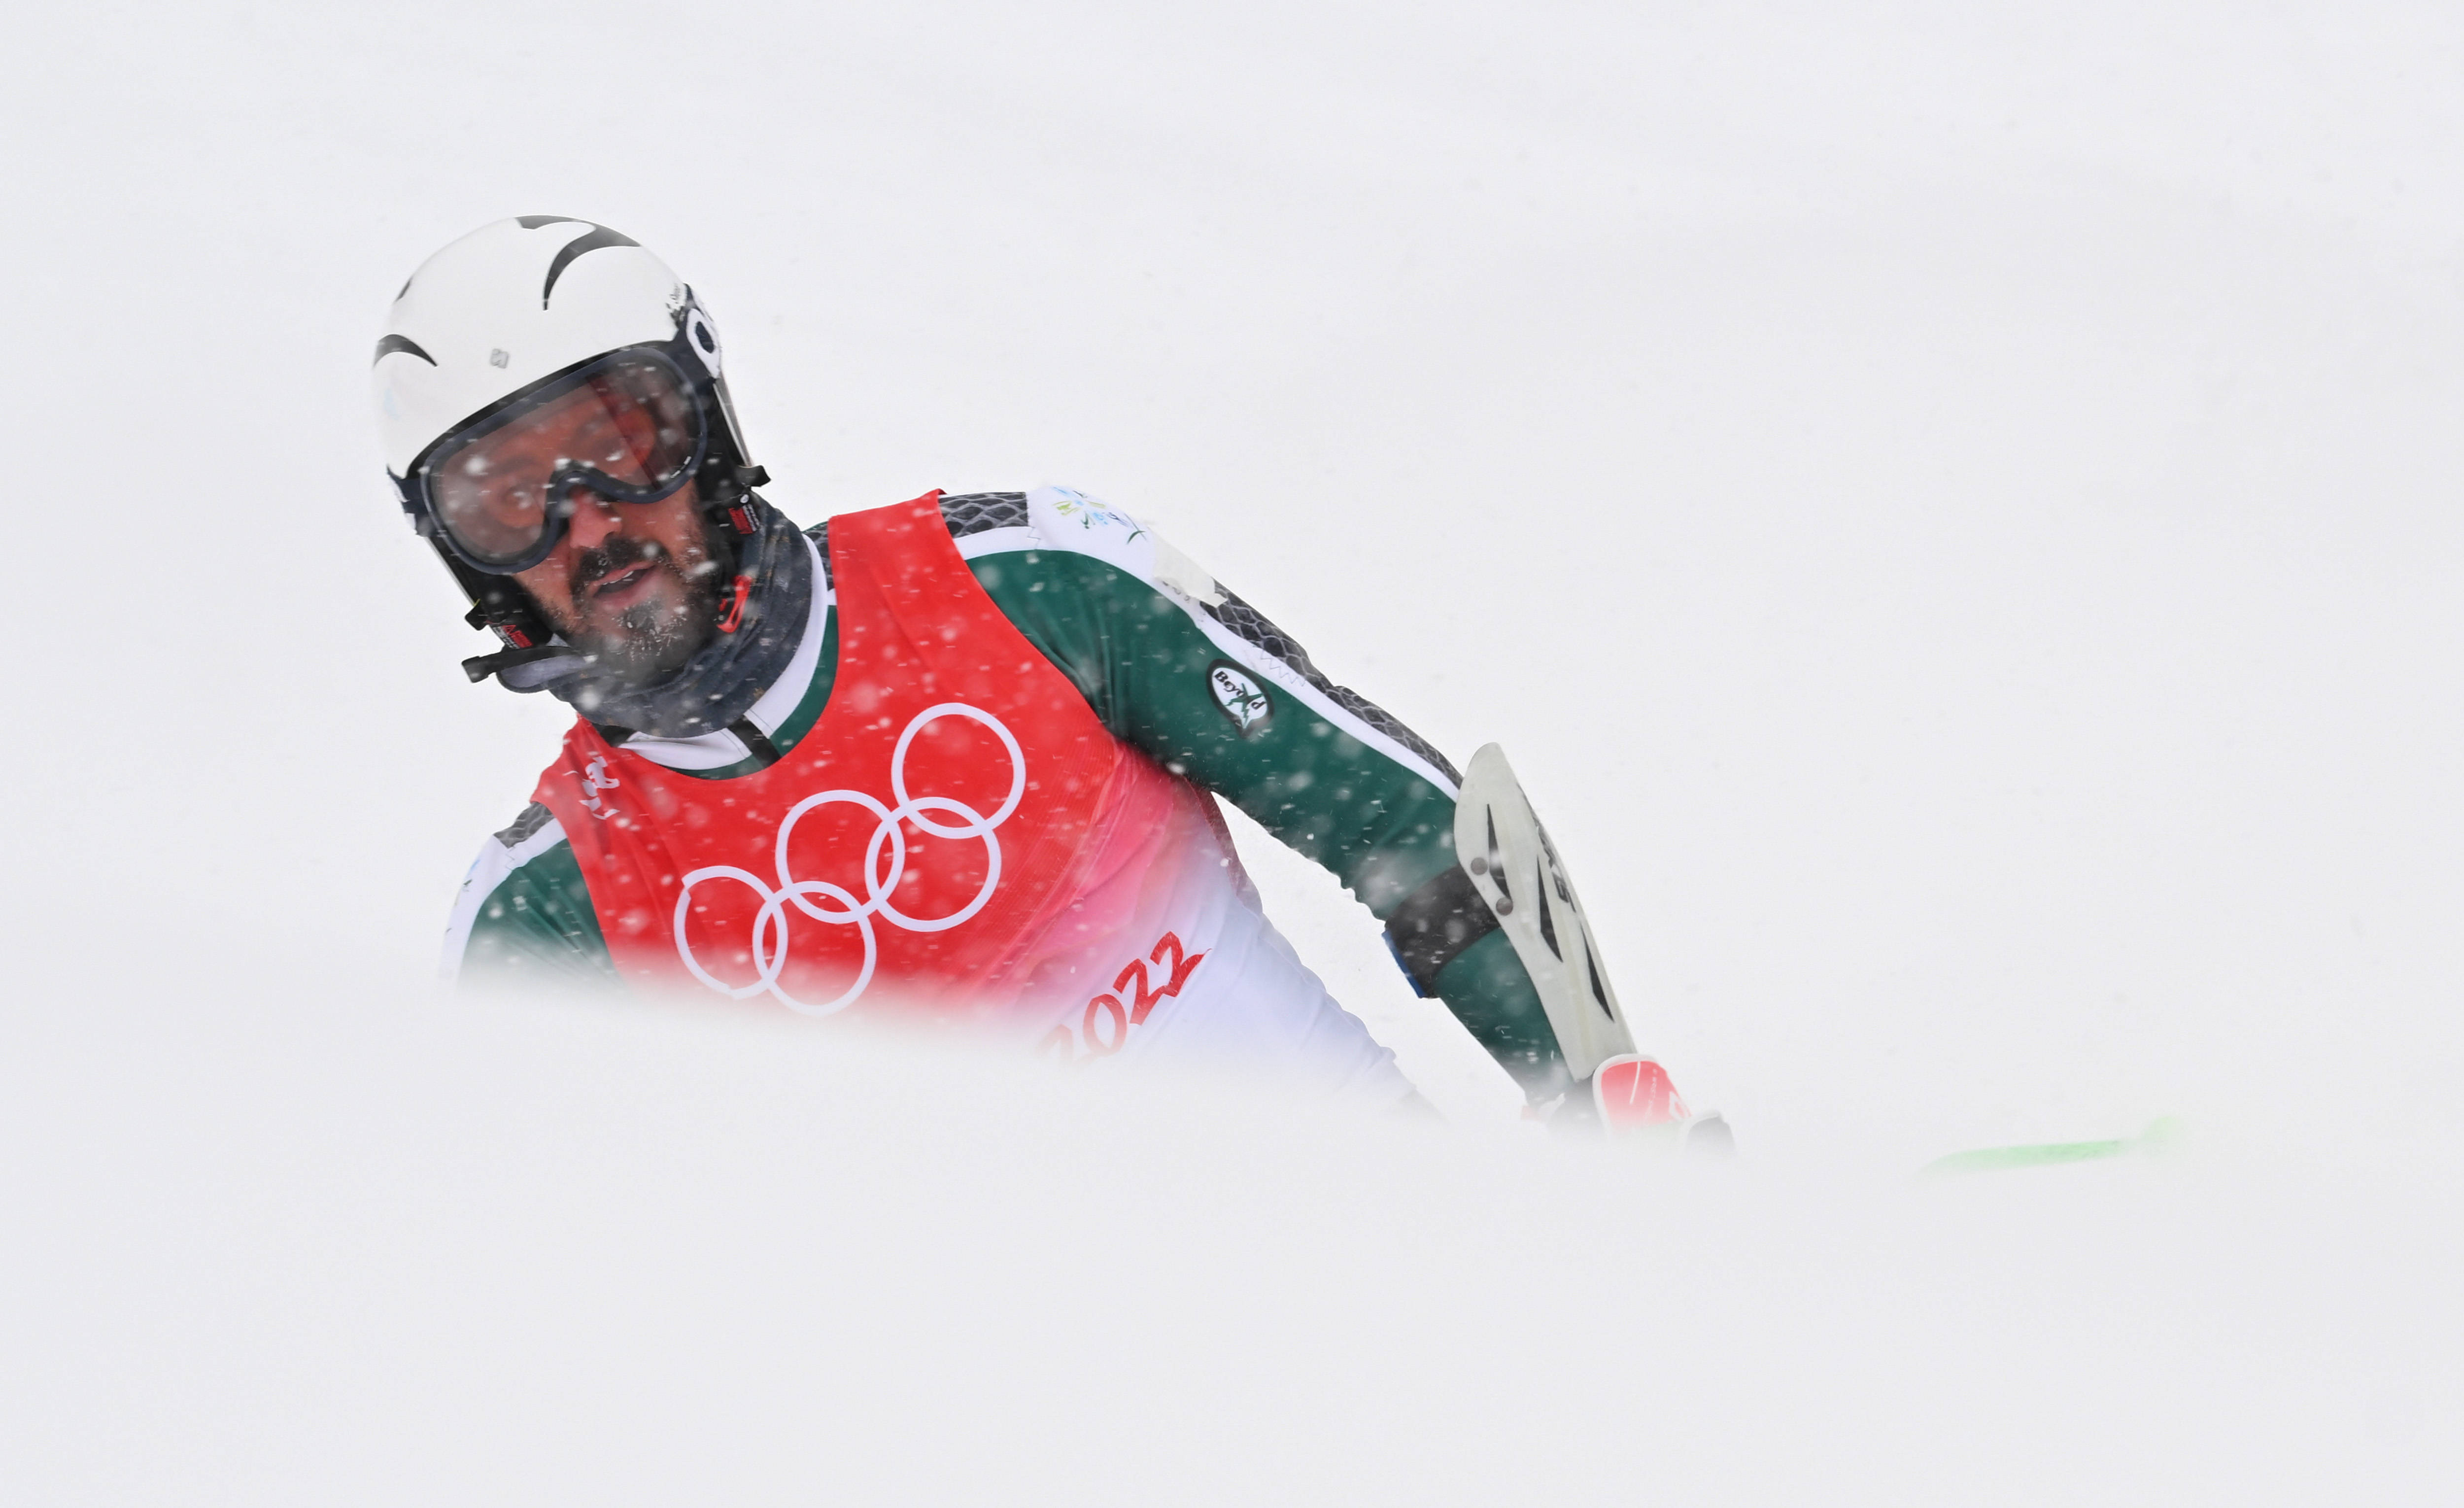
[424,356,703,569]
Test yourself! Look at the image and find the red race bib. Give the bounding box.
[535,491,1161,1016]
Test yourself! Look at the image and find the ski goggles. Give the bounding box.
[408,346,711,574]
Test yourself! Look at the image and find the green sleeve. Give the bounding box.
[454,837,619,988]
[968,548,1568,1097]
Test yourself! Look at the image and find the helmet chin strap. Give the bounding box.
[462,642,585,686]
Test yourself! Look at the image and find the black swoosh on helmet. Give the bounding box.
[518,217,643,308]
[372,333,436,367]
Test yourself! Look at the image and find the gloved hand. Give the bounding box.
[1549,1054,1734,1155]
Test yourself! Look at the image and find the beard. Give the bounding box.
[548,521,733,685]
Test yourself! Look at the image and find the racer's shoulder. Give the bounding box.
[443,801,590,979]
[489,801,567,857]
[952,486,1225,606]
[803,495,1035,567]
[803,487,1210,597]
[459,802,576,895]
[799,487,1166,560]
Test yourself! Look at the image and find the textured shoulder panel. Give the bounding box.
[494,801,555,848]
[802,492,1029,589]
[1202,588,1463,786]
[803,516,832,588]
[940,491,1030,538]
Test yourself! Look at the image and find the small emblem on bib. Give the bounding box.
[579,753,622,819]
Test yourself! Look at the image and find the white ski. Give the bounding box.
[1452,743,1638,1081]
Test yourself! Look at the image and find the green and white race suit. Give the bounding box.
[445,487,1569,1097]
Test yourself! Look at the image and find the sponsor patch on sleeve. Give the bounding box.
[1207,659,1273,737]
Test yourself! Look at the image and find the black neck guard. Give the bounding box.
[505,497,814,741]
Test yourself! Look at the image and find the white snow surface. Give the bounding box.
[5,2,2462,1501]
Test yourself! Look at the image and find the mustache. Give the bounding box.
[569,535,677,598]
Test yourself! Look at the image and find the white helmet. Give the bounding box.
[372,217,765,657]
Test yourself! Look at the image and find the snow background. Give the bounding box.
[4,0,2461,1500]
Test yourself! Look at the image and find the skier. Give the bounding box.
[375,216,1715,1137]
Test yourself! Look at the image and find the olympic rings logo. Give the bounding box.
[673,702,1026,1016]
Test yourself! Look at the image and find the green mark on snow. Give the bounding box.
[1918,1117,2186,1179]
